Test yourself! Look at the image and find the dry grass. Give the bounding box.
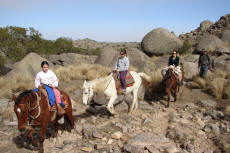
[2,107,14,121]
[224,105,230,115]
[223,82,230,99]
[192,76,206,89]
[0,75,34,99]
[191,69,230,100]
[55,63,110,82]
[208,78,225,99]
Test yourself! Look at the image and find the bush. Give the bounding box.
[0,26,92,62]
[178,40,191,55]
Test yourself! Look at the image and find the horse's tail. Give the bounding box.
[138,72,152,86]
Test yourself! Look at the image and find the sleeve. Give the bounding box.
[35,73,41,88]
[114,60,118,70]
[168,57,171,66]
[198,55,201,67]
[125,57,130,70]
[51,71,59,87]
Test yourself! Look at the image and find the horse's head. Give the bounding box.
[12,90,36,131]
[165,68,173,80]
[82,80,94,105]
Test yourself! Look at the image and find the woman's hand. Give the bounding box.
[48,84,55,88]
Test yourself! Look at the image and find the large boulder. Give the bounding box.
[199,20,213,32]
[4,52,54,79]
[196,34,225,52]
[213,55,230,72]
[48,53,97,66]
[221,30,230,43]
[95,46,150,72]
[141,28,183,56]
[183,62,199,80]
[183,54,200,63]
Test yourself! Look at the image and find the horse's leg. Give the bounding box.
[27,128,38,148]
[166,88,170,108]
[54,116,61,137]
[38,123,47,153]
[65,100,75,129]
[106,96,117,114]
[65,110,75,130]
[130,88,138,113]
[173,88,177,102]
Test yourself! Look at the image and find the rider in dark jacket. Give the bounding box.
[168,51,180,67]
[198,49,211,77]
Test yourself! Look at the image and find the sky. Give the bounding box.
[0,0,230,42]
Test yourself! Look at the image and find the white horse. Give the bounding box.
[82,71,151,114]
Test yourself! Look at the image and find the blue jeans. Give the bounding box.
[200,65,208,77]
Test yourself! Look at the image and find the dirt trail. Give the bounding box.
[0,81,229,153]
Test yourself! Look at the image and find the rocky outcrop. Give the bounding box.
[222,30,230,43]
[179,14,230,50]
[183,62,199,80]
[141,28,183,56]
[196,34,225,52]
[4,52,54,79]
[213,55,230,72]
[95,46,150,72]
[48,53,97,66]
[200,20,214,32]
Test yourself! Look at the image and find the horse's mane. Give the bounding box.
[16,90,36,105]
[89,74,112,93]
[165,69,177,81]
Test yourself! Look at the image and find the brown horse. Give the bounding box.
[13,90,74,153]
[164,68,184,107]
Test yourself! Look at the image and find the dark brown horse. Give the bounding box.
[164,68,184,107]
[13,90,74,153]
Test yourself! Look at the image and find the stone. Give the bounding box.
[48,53,96,66]
[111,131,123,140]
[55,144,65,149]
[141,28,183,56]
[95,46,150,72]
[200,20,213,32]
[183,62,199,80]
[107,138,113,145]
[145,145,160,153]
[222,30,230,42]
[196,34,225,53]
[81,147,93,152]
[203,123,220,134]
[82,124,94,139]
[63,140,72,145]
[92,131,103,139]
[197,99,217,108]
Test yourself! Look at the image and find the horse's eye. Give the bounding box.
[84,92,88,95]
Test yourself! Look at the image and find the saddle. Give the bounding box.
[112,71,135,94]
[38,85,68,112]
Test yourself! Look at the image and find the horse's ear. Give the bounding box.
[12,94,17,102]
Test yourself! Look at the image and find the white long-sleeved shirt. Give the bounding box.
[114,56,129,71]
[35,69,58,88]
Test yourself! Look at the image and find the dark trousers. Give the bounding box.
[119,71,128,89]
[200,65,208,77]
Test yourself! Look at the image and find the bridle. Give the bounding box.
[19,92,41,120]
[28,92,41,120]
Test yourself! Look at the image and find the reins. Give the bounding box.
[28,92,41,120]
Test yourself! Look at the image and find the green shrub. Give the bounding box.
[178,40,191,55]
